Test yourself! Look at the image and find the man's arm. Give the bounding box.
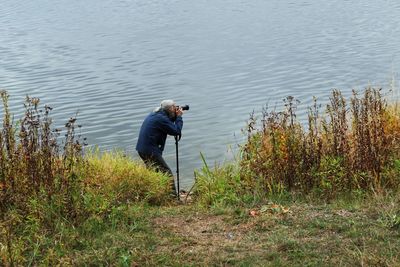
[159,115,183,136]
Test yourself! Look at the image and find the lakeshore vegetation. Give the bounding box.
[1,87,400,266]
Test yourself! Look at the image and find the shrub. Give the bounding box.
[193,87,400,206]
[0,92,172,265]
[240,87,400,197]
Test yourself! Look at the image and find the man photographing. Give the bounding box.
[136,100,185,197]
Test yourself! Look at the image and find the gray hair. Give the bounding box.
[154,99,175,112]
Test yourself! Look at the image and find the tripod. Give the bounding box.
[175,135,181,199]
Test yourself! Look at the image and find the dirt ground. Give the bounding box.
[150,201,400,266]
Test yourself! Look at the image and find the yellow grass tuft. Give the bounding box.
[83,150,171,204]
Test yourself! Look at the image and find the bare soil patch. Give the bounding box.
[152,212,270,264]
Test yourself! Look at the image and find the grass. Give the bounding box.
[83,150,171,205]
[0,151,174,266]
[0,91,173,265]
[3,194,400,266]
[193,87,400,208]
[1,87,400,265]
[151,193,400,266]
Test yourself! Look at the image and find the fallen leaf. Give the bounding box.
[249,210,259,217]
[282,207,290,213]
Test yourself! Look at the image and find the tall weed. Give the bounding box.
[194,87,400,207]
[0,92,171,265]
[240,87,400,198]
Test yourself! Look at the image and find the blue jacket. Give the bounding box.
[136,110,183,156]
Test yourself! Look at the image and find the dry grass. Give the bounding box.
[2,88,400,265]
[0,92,172,266]
[149,194,400,266]
[83,150,171,204]
[240,87,400,198]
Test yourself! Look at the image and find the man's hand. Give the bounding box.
[176,107,183,117]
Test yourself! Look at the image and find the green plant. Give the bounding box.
[239,87,400,198]
[0,92,173,265]
[193,152,242,207]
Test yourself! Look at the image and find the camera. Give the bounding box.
[178,105,190,111]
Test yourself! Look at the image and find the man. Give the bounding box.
[136,100,184,197]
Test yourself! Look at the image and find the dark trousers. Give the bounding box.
[138,152,176,195]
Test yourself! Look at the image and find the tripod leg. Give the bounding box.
[175,136,180,199]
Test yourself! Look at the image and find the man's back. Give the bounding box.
[136,110,183,155]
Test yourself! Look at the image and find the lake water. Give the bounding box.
[1,0,400,189]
